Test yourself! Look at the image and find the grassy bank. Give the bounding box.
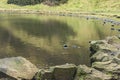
[0,0,120,16]
[1,0,120,11]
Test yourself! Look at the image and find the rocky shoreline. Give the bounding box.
[0,35,120,80]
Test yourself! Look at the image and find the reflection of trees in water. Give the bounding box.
[0,16,114,67]
[0,27,68,67]
[10,17,76,42]
[0,17,79,68]
[0,27,10,45]
[93,21,117,39]
[92,21,110,39]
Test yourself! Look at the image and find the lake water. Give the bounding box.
[0,14,119,68]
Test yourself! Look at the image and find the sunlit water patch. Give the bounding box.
[0,14,119,68]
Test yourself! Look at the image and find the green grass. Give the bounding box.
[0,0,120,14]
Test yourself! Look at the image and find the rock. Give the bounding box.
[90,40,109,55]
[0,71,16,80]
[90,38,120,54]
[35,69,53,80]
[75,65,112,80]
[77,65,92,74]
[106,36,120,49]
[0,57,38,80]
[91,50,120,62]
[92,61,120,73]
[113,57,120,64]
[91,41,118,53]
[90,37,120,62]
[53,64,77,80]
[90,36,120,80]
[91,50,111,62]
[92,61,120,80]
[35,63,77,80]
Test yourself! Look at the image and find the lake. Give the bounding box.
[0,14,119,68]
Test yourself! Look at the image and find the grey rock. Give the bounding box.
[92,60,120,73]
[35,63,77,80]
[53,64,77,80]
[90,39,119,54]
[91,50,120,62]
[75,65,112,80]
[91,50,111,62]
[0,71,16,80]
[35,69,53,80]
[0,57,38,80]
[106,36,120,49]
[90,36,120,80]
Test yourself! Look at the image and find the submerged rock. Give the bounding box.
[0,57,38,80]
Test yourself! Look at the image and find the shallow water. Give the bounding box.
[0,14,119,68]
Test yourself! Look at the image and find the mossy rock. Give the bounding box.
[53,64,77,80]
[75,65,112,80]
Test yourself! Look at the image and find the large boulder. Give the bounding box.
[0,57,38,80]
[74,65,112,80]
[53,64,77,80]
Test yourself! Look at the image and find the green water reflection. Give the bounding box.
[0,14,119,68]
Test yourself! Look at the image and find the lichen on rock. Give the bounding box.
[90,35,120,80]
[0,57,38,80]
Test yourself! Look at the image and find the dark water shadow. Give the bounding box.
[9,17,76,42]
[0,25,80,68]
[93,21,106,39]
